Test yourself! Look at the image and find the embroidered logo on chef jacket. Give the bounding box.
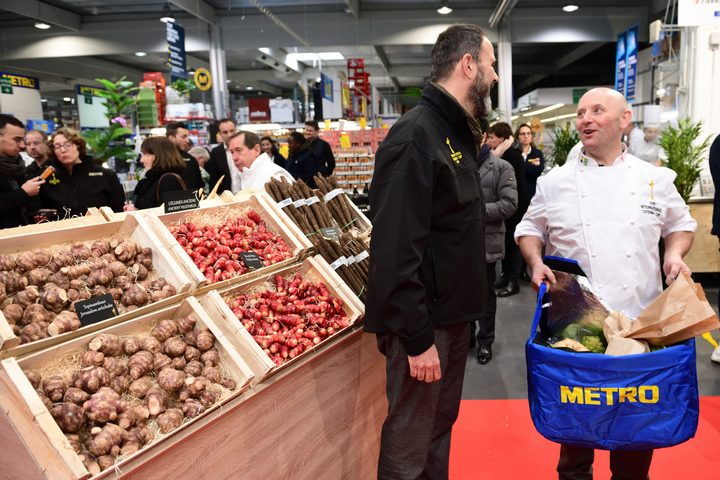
[640,201,662,217]
[445,138,463,164]
[88,172,103,176]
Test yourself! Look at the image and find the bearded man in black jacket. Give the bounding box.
[364,24,498,479]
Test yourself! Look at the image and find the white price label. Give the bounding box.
[355,250,369,263]
[293,199,307,208]
[277,198,293,208]
[306,196,320,206]
[323,188,344,202]
[330,256,348,270]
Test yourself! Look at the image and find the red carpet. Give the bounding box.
[450,397,720,479]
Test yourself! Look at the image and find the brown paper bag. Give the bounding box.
[602,312,650,356]
[626,272,720,346]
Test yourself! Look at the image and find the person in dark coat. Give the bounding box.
[364,24,498,479]
[125,136,187,211]
[0,114,44,229]
[710,133,720,362]
[260,136,287,169]
[165,122,204,192]
[515,122,545,200]
[205,118,241,194]
[304,120,335,175]
[487,122,528,297]
[39,127,125,218]
[286,131,319,188]
[470,121,517,364]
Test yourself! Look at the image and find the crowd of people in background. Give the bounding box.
[0,114,338,228]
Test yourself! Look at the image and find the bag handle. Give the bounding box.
[529,282,548,338]
[156,172,187,203]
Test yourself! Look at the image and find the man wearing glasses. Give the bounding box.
[0,114,44,229]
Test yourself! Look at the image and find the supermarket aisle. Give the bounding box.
[453,277,720,479]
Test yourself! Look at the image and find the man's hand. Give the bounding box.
[530,262,557,292]
[663,253,691,286]
[493,136,515,157]
[408,344,441,383]
[21,177,44,197]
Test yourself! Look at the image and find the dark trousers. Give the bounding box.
[502,229,523,282]
[558,444,654,480]
[475,262,497,347]
[375,323,470,480]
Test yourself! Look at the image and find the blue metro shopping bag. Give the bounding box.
[526,282,699,450]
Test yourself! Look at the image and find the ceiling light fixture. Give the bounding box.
[562,5,579,12]
[134,51,147,57]
[522,103,565,116]
[160,5,175,23]
[34,22,51,30]
[246,86,253,90]
[287,52,345,62]
[437,1,453,15]
[63,97,71,102]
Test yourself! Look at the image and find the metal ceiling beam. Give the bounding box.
[517,42,608,92]
[489,0,519,30]
[373,46,401,92]
[344,0,360,19]
[169,0,217,24]
[0,0,81,31]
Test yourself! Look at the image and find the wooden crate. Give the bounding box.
[310,254,366,313]
[144,191,312,294]
[98,195,230,223]
[0,215,193,358]
[0,296,254,480]
[0,208,107,240]
[197,256,363,383]
[101,328,385,479]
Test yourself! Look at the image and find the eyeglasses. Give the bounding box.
[53,142,76,151]
[0,133,25,144]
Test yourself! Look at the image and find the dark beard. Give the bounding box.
[469,71,492,119]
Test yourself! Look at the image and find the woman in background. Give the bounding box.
[125,136,187,210]
[40,127,124,217]
[286,131,319,188]
[261,136,287,169]
[515,123,545,201]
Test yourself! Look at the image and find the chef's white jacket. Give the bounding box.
[515,151,697,318]
[238,152,294,191]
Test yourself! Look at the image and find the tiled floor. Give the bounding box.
[462,276,720,400]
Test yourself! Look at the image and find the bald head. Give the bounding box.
[575,88,632,165]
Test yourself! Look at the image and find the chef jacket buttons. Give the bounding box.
[630,191,635,195]
[630,221,635,226]
[626,252,632,258]
[622,284,628,290]
[581,192,587,197]
[591,252,597,257]
[585,222,591,227]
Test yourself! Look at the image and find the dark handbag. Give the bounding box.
[155,172,187,204]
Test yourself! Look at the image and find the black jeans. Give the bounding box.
[375,323,469,480]
[475,262,497,347]
[558,444,654,480]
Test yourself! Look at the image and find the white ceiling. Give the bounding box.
[0,1,666,104]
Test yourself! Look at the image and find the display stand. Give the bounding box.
[100,327,385,479]
[684,199,720,273]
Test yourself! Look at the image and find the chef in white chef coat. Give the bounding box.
[228,130,294,191]
[515,87,696,480]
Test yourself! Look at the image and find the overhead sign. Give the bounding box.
[166,22,187,82]
[678,0,720,26]
[76,85,103,97]
[248,98,270,122]
[320,73,334,102]
[1,73,40,90]
[614,33,627,96]
[625,26,639,102]
[193,68,212,91]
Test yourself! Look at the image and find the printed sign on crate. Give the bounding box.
[76,294,118,327]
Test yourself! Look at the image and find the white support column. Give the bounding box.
[496,21,513,123]
[679,25,720,136]
[209,23,229,119]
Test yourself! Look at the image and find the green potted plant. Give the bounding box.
[550,126,580,167]
[659,118,711,202]
[170,78,196,98]
[82,77,138,166]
